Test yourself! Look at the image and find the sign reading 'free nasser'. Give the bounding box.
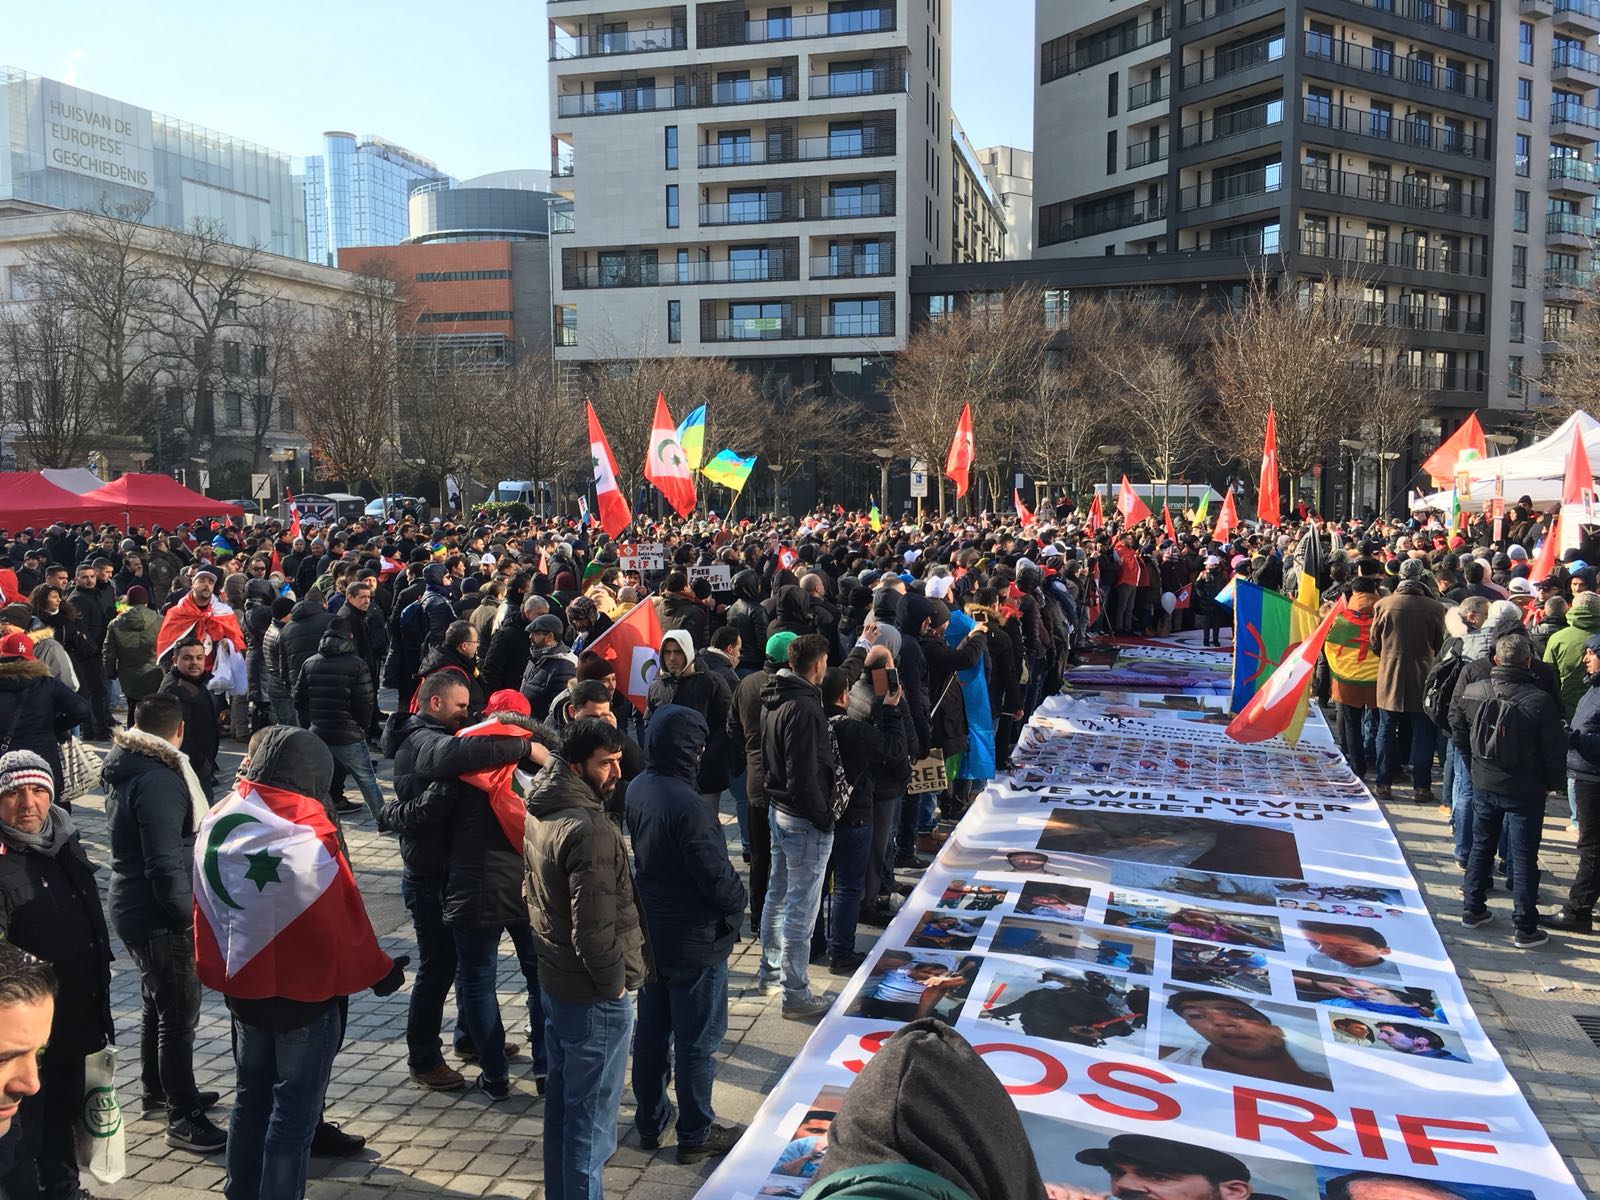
[39,79,154,192]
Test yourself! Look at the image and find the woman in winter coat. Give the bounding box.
[0,633,89,799]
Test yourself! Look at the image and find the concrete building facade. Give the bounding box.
[951,116,1007,262]
[976,143,1035,259]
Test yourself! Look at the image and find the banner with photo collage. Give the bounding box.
[702,639,1585,1200]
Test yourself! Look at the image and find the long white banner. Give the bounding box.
[701,639,1584,1200]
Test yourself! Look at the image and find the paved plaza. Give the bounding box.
[67,710,1600,1200]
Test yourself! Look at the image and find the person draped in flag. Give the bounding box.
[155,567,246,673]
[195,726,407,1200]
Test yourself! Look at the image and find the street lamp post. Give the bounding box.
[1377,451,1401,518]
[870,446,892,512]
[1338,439,1366,519]
[1097,444,1124,507]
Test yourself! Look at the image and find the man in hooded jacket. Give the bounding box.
[726,570,767,673]
[625,705,748,1164]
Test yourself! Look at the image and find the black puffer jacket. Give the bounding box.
[104,726,201,941]
[0,657,88,794]
[418,643,486,713]
[481,613,532,693]
[1449,664,1568,802]
[760,668,834,831]
[521,644,577,721]
[293,627,374,746]
[159,668,220,785]
[727,570,767,671]
[659,591,709,649]
[731,662,777,807]
[830,696,907,827]
[280,600,334,696]
[243,595,275,704]
[523,754,647,1002]
[919,626,987,756]
[765,585,813,640]
[695,647,742,793]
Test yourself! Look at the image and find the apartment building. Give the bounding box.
[951,117,1008,262]
[303,133,452,267]
[546,0,952,383]
[1033,0,1598,416]
[977,144,1035,258]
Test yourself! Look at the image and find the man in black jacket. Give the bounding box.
[294,617,382,823]
[626,705,748,1164]
[1451,633,1569,947]
[159,638,220,797]
[726,569,766,673]
[659,571,710,650]
[67,559,114,739]
[104,695,225,1152]
[521,614,576,721]
[279,591,334,698]
[758,633,837,1020]
[482,595,547,694]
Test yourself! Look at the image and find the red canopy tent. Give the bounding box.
[0,472,123,531]
[80,474,244,528]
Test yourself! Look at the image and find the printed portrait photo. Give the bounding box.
[1111,861,1287,908]
[842,950,981,1024]
[1039,808,1305,880]
[1170,939,1274,995]
[975,963,1149,1051]
[905,910,987,952]
[762,1084,849,1188]
[1291,970,1448,1024]
[1158,987,1334,1092]
[1104,890,1285,950]
[1015,880,1093,924]
[937,880,1013,912]
[1314,1166,1537,1200]
[1294,920,1405,982]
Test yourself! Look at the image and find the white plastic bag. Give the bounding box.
[210,638,249,696]
[74,1046,125,1184]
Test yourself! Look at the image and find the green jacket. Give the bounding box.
[101,606,163,700]
[805,1165,974,1200]
[1544,602,1600,717]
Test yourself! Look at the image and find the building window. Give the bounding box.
[1509,356,1525,395]
[1044,289,1069,329]
[224,391,243,428]
[1107,71,1119,118]
[668,300,682,343]
[666,184,679,228]
[1514,189,1529,232]
[1518,78,1532,121]
[1513,244,1528,287]
[1515,133,1531,176]
[415,310,513,323]
[279,400,296,431]
[1106,130,1118,175]
[665,126,678,169]
[1510,300,1525,342]
[928,293,954,320]
[1519,21,1534,64]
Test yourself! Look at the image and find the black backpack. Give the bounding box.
[1421,644,1466,728]
[1469,682,1537,769]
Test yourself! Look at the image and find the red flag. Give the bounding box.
[1213,489,1239,543]
[1226,599,1344,746]
[778,546,799,571]
[1531,513,1562,583]
[1116,475,1151,524]
[194,778,393,1002]
[1163,505,1178,545]
[458,718,539,851]
[587,402,633,537]
[1257,407,1280,527]
[584,599,664,713]
[284,490,302,542]
[1014,489,1035,527]
[945,403,974,499]
[1562,425,1595,508]
[1087,493,1104,535]
[1420,413,1487,487]
[156,592,245,668]
[644,392,696,517]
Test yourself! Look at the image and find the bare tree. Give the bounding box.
[397,343,498,515]
[236,298,302,471]
[1207,271,1364,506]
[293,271,399,491]
[0,294,99,468]
[1537,276,1600,431]
[1024,295,1116,505]
[480,352,585,512]
[884,310,980,516]
[756,381,857,515]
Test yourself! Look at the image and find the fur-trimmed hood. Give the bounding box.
[107,725,211,828]
[0,658,48,682]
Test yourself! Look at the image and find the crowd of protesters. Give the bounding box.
[0,485,1589,1198]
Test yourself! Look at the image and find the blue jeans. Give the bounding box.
[454,923,547,1084]
[1376,709,1433,791]
[760,809,834,1002]
[542,991,634,1200]
[225,1005,342,1200]
[1463,790,1545,936]
[827,824,874,959]
[633,961,729,1147]
[326,739,384,821]
[400,876,460,1072]
[1448,743,1475,866]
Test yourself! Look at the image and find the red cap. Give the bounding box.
[0,633,33,660]
[485,689,531,717]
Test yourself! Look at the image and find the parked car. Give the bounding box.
[364,494,430,520]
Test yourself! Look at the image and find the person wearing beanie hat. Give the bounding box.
[103,587,165,712]
[0,748,113,1197]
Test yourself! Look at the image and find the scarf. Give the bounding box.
[3,804,75,855]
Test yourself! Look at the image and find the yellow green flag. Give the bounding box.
[702,449,755,494]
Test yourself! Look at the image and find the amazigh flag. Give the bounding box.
[1227,599,1344,746]
[1231,580,1293,713]
[194,778,393,1001]
[702,449,756,495]
[1324,601,1378,694]
[584,598,663,714]
[1193,491,1211,524]
[644,392,696,517]
[869,504,882,532]
[458,717,541,850]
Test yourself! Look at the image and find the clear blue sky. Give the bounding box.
[4,0,1033,178]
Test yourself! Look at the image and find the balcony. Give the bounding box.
[1178,169,1282,212]
[704,312,895,343]
[1039,195,1167,246]
[1328,0,1494,42]
[1297,229,1487,277]
[1551,99,1600,138]
[1128,132,1170,167]
[810,249,896,279]
[1552,42,1600,84]
[1555,0,1600,33]
[552,154,575,178]
[1180,34,1285,89]
[1129,76,1170,108]
[565,255,799,289]
[556,75,796,117]
[1522,0,1555,14]
[810,66,908,100]
[1182,0,1274,25]
[1299,164,1489,218]
[697,6,894,48]
[1303,32,1492,101]
[550,203,575,234]
[1353,301,1485,334]
[1303,99,1488,159]
[1179,98,1284,150]
[1549,155,1600,194]
[1546,265,1595,292]
[1053,17,1168,77]
[698,193,892,226]
[1546,210,1599,244]
[697,130,895,168]
[1395,365,1486,395]
[549,26,686,60]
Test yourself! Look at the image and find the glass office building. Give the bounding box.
[303,132,451,266]
[0,67,306,259]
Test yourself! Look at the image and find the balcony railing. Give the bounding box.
[1303,32,1492,100]
[1353,301,1485,334]
[1330,0,1494,41]
[697,131,894,168]
[552,155,575,178]
[1551,99,1600,131]
[566,256,799,288]
[1179,98,1283,149]
[1178,169,1282,211]
[1550,155,1600,183]
[1182,0,1269,24]
[1391,365,1486,393]
[1556,0,1600,23]
[1553,43,1600,73]
[555,323,578,348]
[1303,98,1488,158]
[1128,132,1170,167]
[1060,17,1168,76]
[810,249,896,279]
[1547,266,1596,288]
[1547,210,1600,236]
[697,6,895,48]
[549,27,685,60]
[810,67,908,99]
[1180,34,1284,88]
[1129,76,1170,108]
[1299,164,1489,218]
[1041,195,1167,245]
[698,194,891,225]
[1297,229,1487,276]
[705,312,895,342]
[557,76,796,117]
[550,205,575,234]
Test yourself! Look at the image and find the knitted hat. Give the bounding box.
[0,751,53,801]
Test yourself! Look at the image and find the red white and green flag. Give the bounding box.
[194,780,393,1001]
[584,598,663,713]
[645,392,697,518]
[458,718,540,850]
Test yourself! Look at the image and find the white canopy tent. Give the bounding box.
[1420,410,1599,512]
[40,468,107,495]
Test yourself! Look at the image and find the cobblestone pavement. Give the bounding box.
[65,710,1600,1199]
